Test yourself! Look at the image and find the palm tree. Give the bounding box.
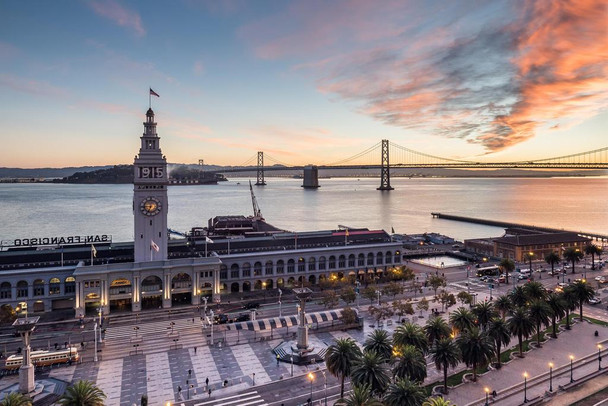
[393,323,429,354]
[487,317,511,368]
[563,247,584,274]
[449,307,475,335]
[430,337,461,394]
[422,398,455,406]
[350,351,391,396]
[425,316,451,344]
[561,287,578,330]
[363,329,393,362]
[59,380,106,406]
[509,286,528,308]
[457,326,494,381]
[326,337,363,398]
[508,307,534,357]
[336,384,383,406]
[499,258,515,284]
[528,299,551,346]
[546,292,566,338]
[570,280,595,321]
[585,244,601,269]
[393,344,427,383]
[494,295,512,319]
[472,301,496,330]
[384,378,427,406]
[1,393,32,406]
[545,252,561,274]
[523,281,547,301]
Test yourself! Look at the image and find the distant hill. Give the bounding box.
[0,166,112,179]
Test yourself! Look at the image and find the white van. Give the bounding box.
[518,269,531,278]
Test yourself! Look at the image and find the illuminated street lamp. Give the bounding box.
[321,370,327,406]
[484,387,490,406]
[308,372,315,404]
[598,344,603,370]
[523,372,528,403]
[548,362,553,392]
[570,355,575,383]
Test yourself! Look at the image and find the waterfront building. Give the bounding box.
[0,109,401,317]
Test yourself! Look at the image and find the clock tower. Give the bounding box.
[133,108,168,262]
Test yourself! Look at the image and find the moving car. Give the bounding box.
[589,297,602,305]
[243,302,260,310]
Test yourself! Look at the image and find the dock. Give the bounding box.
[431,212,608,242]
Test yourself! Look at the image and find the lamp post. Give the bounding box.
[134,326,139,338]
[484,387,490,406]
[570,355,574,383]
[203,296,208,315]
[355,281,360,310]
[376,290,381,306]
[548,362,553,392]
[278,288,283,317]
[322,370,327,406]
[598,344,603,370]
[528,252,534,275]
[290,353,294,377]
[262,282,267,303]
[308,372,314,404]
[523,372,528,403]
[210,310,214,344]
[93,319,98,362]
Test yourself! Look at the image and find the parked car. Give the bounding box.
[234,314,251,322]
[594,275,604,281]
[589,297,602,305]
[213,314,229,324]
[243,302,260,310]
[498,275,506,283]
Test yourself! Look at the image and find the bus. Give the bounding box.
[3,347,79,370]
[476,265,500,277]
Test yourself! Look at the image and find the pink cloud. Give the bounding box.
[0,73,70,98]
[193,60,205,75]
[88,0,145,37]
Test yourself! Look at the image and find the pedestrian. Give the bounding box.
[206,377,209,387]
[194,346,197,354]
[192,318,195,323]
[208,388,212,398]
[276,354,280,366]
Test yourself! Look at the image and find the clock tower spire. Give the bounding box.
[133,108,168,262]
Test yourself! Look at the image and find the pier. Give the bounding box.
[431,212,608,242]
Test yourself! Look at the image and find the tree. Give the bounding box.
[499,258,515,284]
[487,317,511,368]
[563,247,584,274]
[431,337,461,394]
[1,393,32,406]
[457,327,494,382]
[363,329,393,362]
[570,280,595,321]
[585,244,601,269]
[422,398,455,406]
[350,351,391,396]
[438,290,456,312]
[342,307,359,325]
[393,323,429,355]
[545,293,566,338]
[545,252,561,274]
[472,301,496,330]
[384,378,427,406]
[340,287,357,306]
[392,300,414,320]
[382,281,404,299]
[508,307,534,357]
[528,300,551,346]
[449,307,475,335]
[369,304,394,327]
[508,286,528,308]
[456,291,474,306]
[326,337,363,399]
[59,380,106,406]
[428,275,447,297]
[561,287,578,330]
[362,286,378,305]
[416,298,429,318]
[425,316,451,344]
[320,290,340,309]
[523,281,547,302]
[393,345,427,383]
[0,304,17,326]
[335,384,383,406]
[493,295,512,319]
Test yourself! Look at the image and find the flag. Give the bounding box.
[149,88,160,97]
[205,236,213,243]
[391,226,395,234]
[345,229,349,237]
[91,245,97,257]
[151,240,160,252]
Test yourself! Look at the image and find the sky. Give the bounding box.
[0,0,606,168]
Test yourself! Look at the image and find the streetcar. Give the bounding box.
[3,347,79,370]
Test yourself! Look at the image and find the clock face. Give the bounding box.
[140,197,161,216]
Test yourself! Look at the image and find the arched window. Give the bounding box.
[394,251,401,263]
[33,279,45,296]
[329,256,336,269]
[0,282,11,299]
[318,256,326,270]
[338,255,346,268]
[230,264,240,279]
[277,260,285,274]
[358,253,365,266]
[242,263,251,277]
[385,251,392,264]
[220,264,227,280]
[376,252,384,265]
[308,257,316,271]
[287,259,295,273]
[49,278,61,295]
[348,254,356,267]
[367,253,374,266]
[254,262,262,276]
[298,258,305,272]
[265,261,273,275]
[17,281,28,298]
[65,277,76,294]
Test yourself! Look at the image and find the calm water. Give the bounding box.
[0,177,606,244]
[410,255,468,268]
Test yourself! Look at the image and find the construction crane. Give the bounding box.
[249,180,264,220]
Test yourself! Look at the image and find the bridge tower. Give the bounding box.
[255,151,266,186]
[377,139,394,191]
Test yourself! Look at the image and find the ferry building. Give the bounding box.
[0,109,403,317]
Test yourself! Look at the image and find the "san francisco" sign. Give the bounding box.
[6,235,112,247]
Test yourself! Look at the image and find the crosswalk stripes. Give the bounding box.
[105,317,200,341]
[193,391,267,406]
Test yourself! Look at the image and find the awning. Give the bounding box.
[225,309,347,331]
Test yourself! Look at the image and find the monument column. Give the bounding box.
[132,275,141,312]
[13,317,39,394]
[163,273,172,308]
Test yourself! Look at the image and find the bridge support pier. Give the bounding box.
[302,165,320,189]
[377,139,394,191]
[255,151,266,186]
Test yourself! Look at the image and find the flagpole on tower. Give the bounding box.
[149,86,151,109]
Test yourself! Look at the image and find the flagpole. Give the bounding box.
[90,245,93,265]
[205,240,208,257]
[61,245,64,267]
[150,243,152,261]
[149,87,151,109]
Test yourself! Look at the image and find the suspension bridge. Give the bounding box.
[209,141,608,190]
